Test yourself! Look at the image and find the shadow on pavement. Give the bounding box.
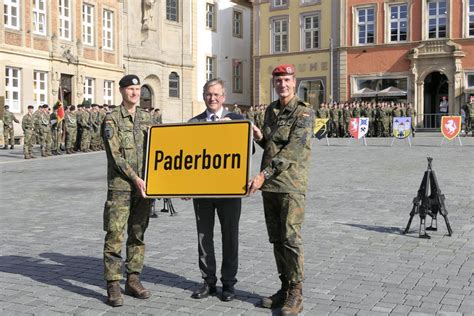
[335,222,408,235]
[0,252,260,305]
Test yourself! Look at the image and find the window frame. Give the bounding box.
[33,0,47,36]
[297,77,326,109]
[232,9,243,38]
[102,9,114,50]
[206,3,216,31]
[206,56,216,82]
[166,0,179,22]
[232,59,243,94]
[5,67,21,114]
[83,77,95,104]
[354,5,376,46]
[4,0,20,30]
[464,0,474,37]
[82,3,95,46]
[300,0,321,6]
[271,0,289,10]
[271,16,289,54]
[169,72,180,98]
[59,0,72,41]
[300,11,320,51]
[103,80,114,105]
[386,2,409,43]
[426,0,448,39]
[33,71,48,109]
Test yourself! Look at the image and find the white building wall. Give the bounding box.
[196,0,252,110]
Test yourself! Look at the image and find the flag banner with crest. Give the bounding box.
[314,118,329,140]
[349,117,369,139]
[392,117,412,139]
[441,116,461,140]
[56,85,65,122]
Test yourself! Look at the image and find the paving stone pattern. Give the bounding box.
[0,135,473,315]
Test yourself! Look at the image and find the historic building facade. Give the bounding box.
[1,0,123,137]
[195,0,253,113]
[253,0,338,109]
[340,0,474,125]
[122,0,195,123]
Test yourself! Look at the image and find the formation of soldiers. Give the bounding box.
[2,104,163,159]
[245,101,417,138]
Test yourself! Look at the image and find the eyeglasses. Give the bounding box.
[204,93,224,99]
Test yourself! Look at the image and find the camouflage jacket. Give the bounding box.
[22,113,34,131]
[103,105,153,192]
[65,111,77,128]
[257,96,314,194]
[3,110,19,128]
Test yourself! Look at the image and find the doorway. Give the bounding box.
[60,74,73,106]
[423,72,448,128]
[140,85,153,109]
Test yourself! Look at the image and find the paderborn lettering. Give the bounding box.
[154,149,241,171]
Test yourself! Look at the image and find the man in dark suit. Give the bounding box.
[188,78,242,302]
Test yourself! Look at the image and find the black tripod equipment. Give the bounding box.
[403,157,453,239]
[160,198,177,216]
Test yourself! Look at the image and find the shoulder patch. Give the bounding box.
[104,118,115,140]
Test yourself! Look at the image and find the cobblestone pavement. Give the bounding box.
[0,134,473,315]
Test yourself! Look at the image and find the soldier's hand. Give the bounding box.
[134,177,147,197]
[248,172,265,194]
[252,125,263,141]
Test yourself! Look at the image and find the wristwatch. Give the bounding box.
[262,168,274,180]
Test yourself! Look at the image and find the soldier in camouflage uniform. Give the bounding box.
[343,104,352,137]
[79,104,92,152]
[102,75,153,307]
[463,97,474,136]
[2,105,19,149]
[152,108,162,125]
[405,103,416,137]
[50,103,63,155]
[90,104,101,151]
[65,105,78,154]
[249,64,314,315]
[21,105,36,159]
[39,104,52,156]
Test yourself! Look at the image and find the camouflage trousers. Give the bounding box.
[80,129,91,151]
[103,190,152,281]
[3,126,14,145]
[262,191,305,283]
[51,129,62,152]
[66,127,77,150]
[41,129,52,155]
[23,129,34,156]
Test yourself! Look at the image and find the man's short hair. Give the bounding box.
[203,78,226,95]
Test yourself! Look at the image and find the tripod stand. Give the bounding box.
[160,198,177,216]
[403,157,453,239]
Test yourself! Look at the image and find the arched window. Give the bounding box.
[169,72,179,98]
[140,85,152,109]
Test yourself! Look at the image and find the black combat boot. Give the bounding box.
[125,273,151,299]
[106,281,124,307]
[10,145,14,149]
[260,275,289,308]
[281,282,303,315]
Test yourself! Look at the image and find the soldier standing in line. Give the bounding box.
[98,105,107,150]
[90,104,101,151]
[75,104,83,151]
[329,103,338,137]
[463,96,474,136]
[249,64,314,315]
[39,104,52,156]
[405,102,416,137]
[2,105,19,149]
[152,108,162,125]
[21,105,36,159]
[33,106,42,152]
[352,102,361,118]
[337,103,344,137]
[232,103,242,115]
[343,103,351,137]
[50,103,63,155]
[65,105,78,154]
[80,104,92,152]
[102,75,154,307]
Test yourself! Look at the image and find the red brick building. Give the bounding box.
[337,0,474,126]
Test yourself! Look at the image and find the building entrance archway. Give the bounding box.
[424,72,448,115]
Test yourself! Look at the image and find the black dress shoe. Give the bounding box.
[191,282,217,299]
[222,286,235,302]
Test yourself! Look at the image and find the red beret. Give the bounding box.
[272,64,295,76]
